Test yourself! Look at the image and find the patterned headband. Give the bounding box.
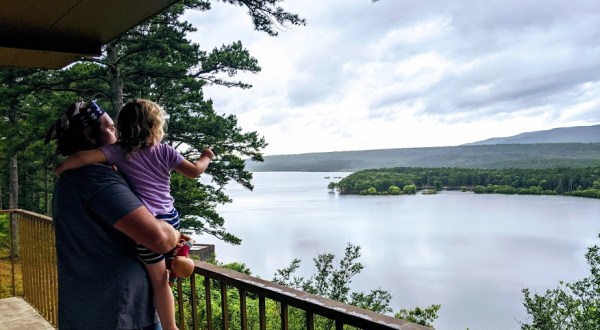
[44,101,106,143]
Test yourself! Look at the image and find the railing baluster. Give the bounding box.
[176,278,185,329]
[38,222,50,320]
[220,280,229,330]
[22,216,30,302]
[281,303,288,330]
[35,217,42,312]
[50,225,58,327]
[32,217,39,315]
[32,217,41,311]
[259,296,266,330]
[190,274,199,330]
[306,311,314,330]
[239,288,248,330]
[39,216,46,322]
[18,215,28,299]
[9,212,17,297]
[47,215,58,327]
[204,276,213,330]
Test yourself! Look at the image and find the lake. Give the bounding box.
[197,172,600,329]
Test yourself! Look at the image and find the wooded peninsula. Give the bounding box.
[333,166,600,198]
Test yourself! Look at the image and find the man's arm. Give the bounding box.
[54,149,107,176]
[113,206,181,254]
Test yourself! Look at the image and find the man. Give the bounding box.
[47,101,183,329]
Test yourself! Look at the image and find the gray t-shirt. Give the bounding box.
[53,164,158,329]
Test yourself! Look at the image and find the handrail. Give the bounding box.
[176,262,430,330]
[2,209,430,329]
[0,209,52,221]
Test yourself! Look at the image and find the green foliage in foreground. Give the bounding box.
[337,166,600,199]
[396,305,441,327]
[0,215,8,250]
[273,243,439,328]
[521,236,600,329]
[175,243,439,329]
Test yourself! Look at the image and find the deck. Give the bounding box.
[0,297,55,329]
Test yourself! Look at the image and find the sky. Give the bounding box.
[184,0,600,156]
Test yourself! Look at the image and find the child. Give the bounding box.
[54,99,214,330]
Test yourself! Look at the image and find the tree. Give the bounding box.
[1,0,305,243]
[521,235,600,329]
[327,181,337,192]
[388,185,402,195]
[78,1,304,244]
[0,69,69,256]
[273,243,439,329]
[395,305,441,328]
[539,179,550,190]
[403,184,417,194]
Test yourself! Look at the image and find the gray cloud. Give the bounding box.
[351,0,600,123]
[258,112,288,126]
[187,0,600,153]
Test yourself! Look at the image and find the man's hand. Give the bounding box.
[179,232,192,243]
[114,206,181,254]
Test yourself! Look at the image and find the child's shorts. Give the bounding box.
[136,208,180,264]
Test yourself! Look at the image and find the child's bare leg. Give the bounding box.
[146,260,178,330]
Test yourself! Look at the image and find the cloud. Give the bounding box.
[258,111,287,126]
[185,0,600,155]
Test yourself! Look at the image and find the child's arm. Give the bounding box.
[174,148,215,178]
[53,149,107,176]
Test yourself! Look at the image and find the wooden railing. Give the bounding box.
[175,262,430,330]
[0,209,58,327]
[2,209,429,330]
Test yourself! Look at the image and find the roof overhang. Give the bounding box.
[0,0,179,69]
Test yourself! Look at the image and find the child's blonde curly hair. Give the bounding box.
[117,99,166,155]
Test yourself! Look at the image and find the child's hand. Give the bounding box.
[201,147,215,161]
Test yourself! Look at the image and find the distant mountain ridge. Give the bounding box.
[247,124,600,172]
[464,124,600,145]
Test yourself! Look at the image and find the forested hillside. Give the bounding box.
[246,143,600,172]
[464,124,600,145]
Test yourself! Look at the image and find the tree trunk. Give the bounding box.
[9,156,18,208]
[24,172,29,210]
[45,171,50,215]
[9,155,19,257]
[106,42,124,113]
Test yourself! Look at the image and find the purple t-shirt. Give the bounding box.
[100,143,185,215]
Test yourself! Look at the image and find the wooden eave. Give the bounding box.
[0,0,179,69]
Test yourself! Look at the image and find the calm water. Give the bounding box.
[197,172,600,330]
